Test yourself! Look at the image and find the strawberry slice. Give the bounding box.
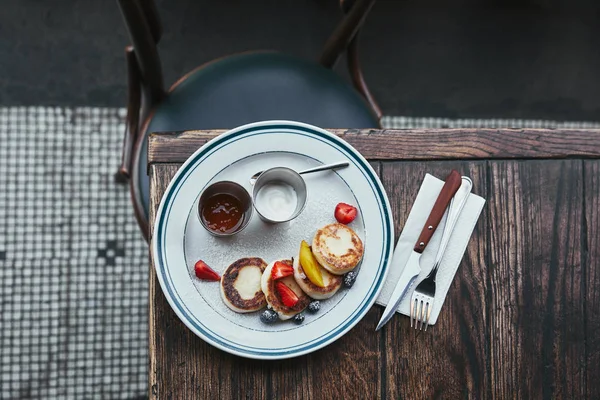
[334,202,358,224]
[271,261,294,280]
[194,260,221,281]
[275,281,299,307]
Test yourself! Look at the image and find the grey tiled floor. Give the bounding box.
[0,107,148,399]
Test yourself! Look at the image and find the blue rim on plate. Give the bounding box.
[152,121,394,359]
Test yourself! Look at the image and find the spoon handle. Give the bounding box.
[299,161,349,175]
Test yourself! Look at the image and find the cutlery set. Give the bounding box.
[376,170,473,332]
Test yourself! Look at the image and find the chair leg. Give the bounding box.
[115,46,142,184]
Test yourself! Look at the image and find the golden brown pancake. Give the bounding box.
[312,223,364,275]
[220,257,267,313]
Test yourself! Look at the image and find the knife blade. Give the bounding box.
[376,170,462,331]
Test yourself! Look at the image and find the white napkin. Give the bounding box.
[376,174,486,325]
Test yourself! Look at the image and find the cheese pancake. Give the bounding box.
[312,223,363,275]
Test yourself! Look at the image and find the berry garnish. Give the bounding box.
[194,260,221,281]
[307,300,321,313]
[271,261,294,280]
[294,313,305,324]
[334,203,358,224]
[260,309,278,324]
[344,271,357,288]
[275,281,299,308]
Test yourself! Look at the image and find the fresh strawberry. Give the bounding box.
[334,202,358,224]
[194,260,221,281]
[271,261,294,280]
[275,281,299,307]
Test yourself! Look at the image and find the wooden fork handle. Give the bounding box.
[413,170,462,253]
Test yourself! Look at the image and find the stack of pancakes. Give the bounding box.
[220,223,364,320]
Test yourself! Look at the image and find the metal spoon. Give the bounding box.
[249,161,349,185]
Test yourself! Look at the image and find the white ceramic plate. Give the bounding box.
[152,121,394,359]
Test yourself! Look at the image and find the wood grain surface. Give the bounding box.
[148,128,600,164]
[486,160,585,399]
[585,160,600,400]
[148,131,599,399]
[379,160,490,399]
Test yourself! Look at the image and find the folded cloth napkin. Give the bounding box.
[376,173,486,325]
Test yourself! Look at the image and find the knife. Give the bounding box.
[376,170,462,331]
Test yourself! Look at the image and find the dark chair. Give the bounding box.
[116,0,381,240]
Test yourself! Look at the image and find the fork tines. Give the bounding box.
[410,294,433,331]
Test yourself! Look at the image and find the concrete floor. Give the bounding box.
[2,0,600,120]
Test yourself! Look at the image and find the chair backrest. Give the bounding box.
[117,0,165,107]
[319,0,376,68]
[117,0,379,116]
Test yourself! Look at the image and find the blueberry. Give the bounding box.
[307,301,321,313]
[294,313,305,324]
[260,309,278,324]
[344,271,357,288]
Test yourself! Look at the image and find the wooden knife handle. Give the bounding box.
[413,170,462,253]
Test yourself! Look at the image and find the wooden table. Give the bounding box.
[148,128,600,399]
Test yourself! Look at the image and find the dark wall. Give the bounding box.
[2,0,600,120]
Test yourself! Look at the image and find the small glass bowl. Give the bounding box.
[197,181,253,237]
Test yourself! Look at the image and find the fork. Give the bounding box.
[410,177,472,331]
